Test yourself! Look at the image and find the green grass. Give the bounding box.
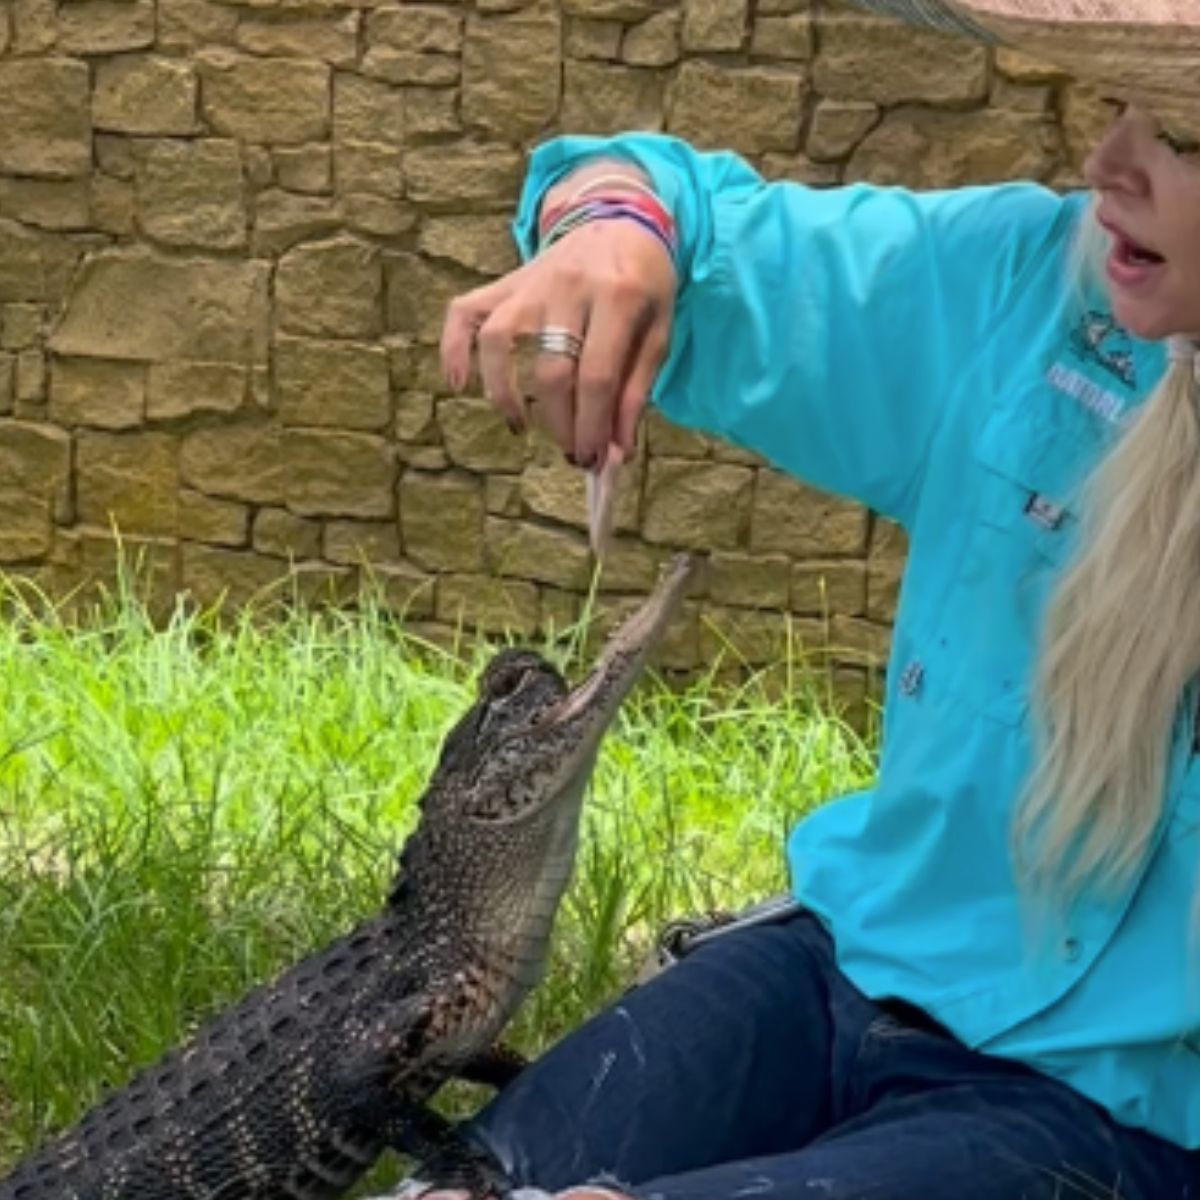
[0,568,878,1191]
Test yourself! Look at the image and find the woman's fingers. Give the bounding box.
[527,297,589,458]
[573,281,650,469]
[475,297,538,431]
[440,215,677,462]
[440,270,524,394]
[614,319,670,455]
[557,1186,635,1200]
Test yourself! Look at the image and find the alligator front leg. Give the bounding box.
[454,1043,528,1090]
[387,1106,515,1200]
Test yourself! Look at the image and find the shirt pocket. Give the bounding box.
[923,397,1091,727]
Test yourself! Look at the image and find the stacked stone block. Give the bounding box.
[0,0,1107,716]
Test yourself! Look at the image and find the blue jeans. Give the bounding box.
[463,910,1199,1200]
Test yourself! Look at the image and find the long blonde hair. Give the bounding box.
[1014,202,1200,904]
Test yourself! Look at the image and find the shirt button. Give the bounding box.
[1063,937,1082,962]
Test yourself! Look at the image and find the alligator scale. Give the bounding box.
[0,555,695,1200]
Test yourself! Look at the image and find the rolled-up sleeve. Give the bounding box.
[512,133,1079,525]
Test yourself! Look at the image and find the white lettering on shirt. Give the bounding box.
[1046,362,1128,426]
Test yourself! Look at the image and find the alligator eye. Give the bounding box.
[489,667,529,700]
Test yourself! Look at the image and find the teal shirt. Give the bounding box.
[510,134,1196,1149]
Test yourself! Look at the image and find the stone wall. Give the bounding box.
[0,0,1111,711]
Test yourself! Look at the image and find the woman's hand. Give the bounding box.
[439,165,677,470]
[413,1186,634,1200]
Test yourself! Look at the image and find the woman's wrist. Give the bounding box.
[537,158,655,227]
[533,158,677,267]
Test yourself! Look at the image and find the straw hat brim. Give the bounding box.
[849,1,1200,106]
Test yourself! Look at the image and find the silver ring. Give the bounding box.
[535,325,583,360]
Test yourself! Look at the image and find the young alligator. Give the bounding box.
[0,554,695,1200]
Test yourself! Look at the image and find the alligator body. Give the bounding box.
[0,555,694,1200]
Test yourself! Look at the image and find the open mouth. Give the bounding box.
[549,554,695,727]
[1101,223,1170,294]
[1098,212,1168,284]
[1114,234,1166,268]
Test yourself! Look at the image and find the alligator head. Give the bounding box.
[392,554,694,962]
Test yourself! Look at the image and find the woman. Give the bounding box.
[430,2,1200,1197]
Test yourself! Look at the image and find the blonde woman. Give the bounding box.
[431,2,1200,1197]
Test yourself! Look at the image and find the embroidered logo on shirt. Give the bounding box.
[1069,310,1138,390]
[1045,309,1140,427]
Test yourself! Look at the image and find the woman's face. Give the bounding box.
[1083,103,1200,341]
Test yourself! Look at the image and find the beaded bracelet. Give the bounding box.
[566,172,665,206]
[537,171,666,232]
[538,190,677,264]
[541,198,678,263]
[539,188,675,243]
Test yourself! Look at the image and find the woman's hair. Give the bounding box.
[1013,199,1200,905]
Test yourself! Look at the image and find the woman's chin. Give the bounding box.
[1109,292,1175,343]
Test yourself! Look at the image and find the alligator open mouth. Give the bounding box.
[551,553,695,729]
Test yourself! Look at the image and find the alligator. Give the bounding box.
[0,553,695,1200]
